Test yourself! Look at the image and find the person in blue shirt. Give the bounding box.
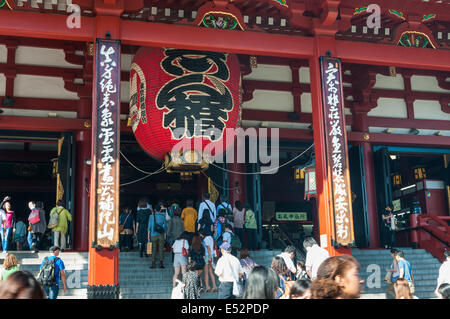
[39,245,67,299]
[148,202,167,269]
[395,250,415,294]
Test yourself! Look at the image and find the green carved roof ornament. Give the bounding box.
[0,0,5,8]
[398,32,435,49]
[272,0,288,7]
[354,7,368,15]
[389,9,406,20]
[202,14,239,30]
[422,13,436,22]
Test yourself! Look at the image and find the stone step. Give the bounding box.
[352,249,428,255]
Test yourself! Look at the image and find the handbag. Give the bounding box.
[384,271,393,284]
[232,278,244,298]
[146,242,153,255]
[171,279,185,299]
[28,209,40,225]
[119,212,131,234]
[182,239,188,257]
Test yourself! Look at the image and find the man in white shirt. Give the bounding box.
[303,237,330,280]
[277,245,297,277]
[214,242,244,299]
[435,251,450,297]
[197,193,217,225]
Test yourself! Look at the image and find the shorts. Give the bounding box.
[173,253,188,267]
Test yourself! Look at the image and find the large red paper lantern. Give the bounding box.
[129,47,242,164]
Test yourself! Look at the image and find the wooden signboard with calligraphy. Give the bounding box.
[92,39,121,248]
[320,56,355,247]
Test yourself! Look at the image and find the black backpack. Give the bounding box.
[38,257,59,286]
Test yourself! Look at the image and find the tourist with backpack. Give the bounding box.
[213,209,228,246]
[38,246,67,299]
[216,195,234,227]
[197,193,216,234]
[28,201,47,253]
[49,200,72,252]
[148,203,167,269]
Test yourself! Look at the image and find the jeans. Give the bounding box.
[31,233,42,251]
[218,281,234,299]
[1,227,12,252]
[43,284,59,299]
[27,231,33,250]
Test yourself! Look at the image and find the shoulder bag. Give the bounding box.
[153,213,165,234]
[119,213,131,234]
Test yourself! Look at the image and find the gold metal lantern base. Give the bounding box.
[164,150,209,179]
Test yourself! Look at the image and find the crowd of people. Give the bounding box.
[116,192,450,300]
[0,245,67,299]
[0,196,72,253]
[0,192,448,300]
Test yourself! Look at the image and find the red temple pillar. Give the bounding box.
[87,5,123,299]
[309,36,351,257]
[74,128,91,251]
[352,110,380,248]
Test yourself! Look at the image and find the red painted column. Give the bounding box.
[87,4,123,298]
[74,128,91,252]
[309,36,350,257]
[352,111,380,248]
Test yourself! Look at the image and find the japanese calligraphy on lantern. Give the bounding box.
[156,49,234,141]
[320,56,355,247]
[93,39,120,247]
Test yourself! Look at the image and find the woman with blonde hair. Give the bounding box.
[0,253,20,281]
[394,278,418,299]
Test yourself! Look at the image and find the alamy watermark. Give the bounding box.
[169,121,281,175]
[66,4,81,29]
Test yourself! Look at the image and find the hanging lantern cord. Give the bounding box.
[208,143,314,175]
[119,150,167,187]
[200,171,240,192]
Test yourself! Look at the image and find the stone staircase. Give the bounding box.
[118,249,282,299]
[353,248,441,299]
[0,251,89,299]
